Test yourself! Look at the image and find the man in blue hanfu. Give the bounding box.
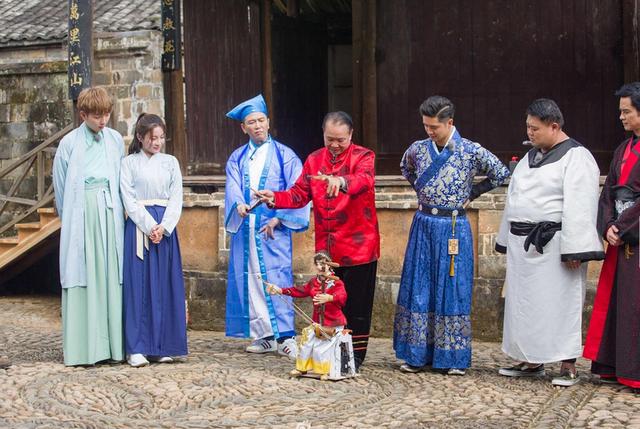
[224,94,310,359]
[393,95,509,375]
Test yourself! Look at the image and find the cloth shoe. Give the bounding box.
[499,363,545,377]
[447,368,466,376]
[552,370,580,387]
[277,338,298,360]
[127,354,149,368]
[399,363,425,373]
[246,338,276,354]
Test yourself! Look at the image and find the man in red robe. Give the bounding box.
[583,82,640,388]
[257,111,380,369]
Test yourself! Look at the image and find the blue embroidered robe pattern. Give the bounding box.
[393,129,509,369]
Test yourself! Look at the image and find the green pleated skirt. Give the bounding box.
[62,179,124,366]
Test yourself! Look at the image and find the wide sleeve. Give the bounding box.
[612,196,640,246]
[160,156,183,235]
[273,158,313,209]
[495,175,515,254]
[52,137,70,217]
[224,149,247,234]
[120,157,157,235]
[400,143,417,187]
[560,148,605,261]
[597,160,617,238]
[469,144,510,201]
[342,149,375,195]
[274,147,310,232]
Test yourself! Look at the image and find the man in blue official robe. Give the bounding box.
[224,94,310,359]
[393,96,509,375]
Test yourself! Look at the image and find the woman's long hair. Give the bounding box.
[129,113,167,155]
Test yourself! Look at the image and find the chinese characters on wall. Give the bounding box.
[68,0,92,99]
[162,0,182,71]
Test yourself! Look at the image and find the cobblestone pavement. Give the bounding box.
[0,296,639,429]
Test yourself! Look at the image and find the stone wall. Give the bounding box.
[0,30,163,229]
[93,30,165,144]
[178,177,605,341]
[0,46,72,229]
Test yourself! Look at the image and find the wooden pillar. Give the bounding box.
[352,0,377,152]
[262,0,275,131]
[68,0,93,126]
[622,0,640,82]
[161,0,188,173]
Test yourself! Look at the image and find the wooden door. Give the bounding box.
[376,0,625,173]
[183,0,262,175]
[270,14,328,162]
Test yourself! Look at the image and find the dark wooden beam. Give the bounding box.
[286,0,299,17]
[352,0,363,142]
[161,0,188,173]
[163,71,188,174]
[622,0,640,82]
[68,0,93,126]
[352,0,377,152]
[262,0,275,131]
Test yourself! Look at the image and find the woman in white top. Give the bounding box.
[120,113,188,367]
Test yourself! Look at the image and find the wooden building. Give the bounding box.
[173,0,640,176]
[1,0,639,336]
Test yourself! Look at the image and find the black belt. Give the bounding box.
[510,221,561,254]
[418,204,465,217]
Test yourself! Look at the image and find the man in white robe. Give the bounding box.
[496,99,604,386]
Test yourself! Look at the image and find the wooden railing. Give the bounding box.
[0,124,72,236]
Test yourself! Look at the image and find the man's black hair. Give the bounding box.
[322,111,353,131]
[419,96,455,122]
[526,98,564,128]
[615,82,640,111]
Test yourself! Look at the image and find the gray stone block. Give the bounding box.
[0,122,30,141]
[0,141,11,159]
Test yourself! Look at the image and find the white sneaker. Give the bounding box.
[246,338,277,353]
[148,356,173,363]
[278,338,298,360]
[127,353,149,367]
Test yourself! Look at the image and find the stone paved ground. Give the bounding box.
[0,296,639,429]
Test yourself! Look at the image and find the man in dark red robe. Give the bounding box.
[584,82,640,388]
[257,111,380,368]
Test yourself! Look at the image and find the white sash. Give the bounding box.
[135,199,169,260]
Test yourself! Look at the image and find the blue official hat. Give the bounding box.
[226,94,268,122]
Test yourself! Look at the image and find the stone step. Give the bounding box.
[15,222,41,241]
[0,237,19,254]
[37,207,58,226]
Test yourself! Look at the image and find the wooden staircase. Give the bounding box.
[0,207,60,275]
[0,125,71,283]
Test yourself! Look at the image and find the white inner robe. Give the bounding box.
[246,141,274,339]
[497,144,603,363]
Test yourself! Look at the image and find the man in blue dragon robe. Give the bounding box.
[393,95,509,375]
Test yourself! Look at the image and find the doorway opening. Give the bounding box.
[270,1,352,161]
